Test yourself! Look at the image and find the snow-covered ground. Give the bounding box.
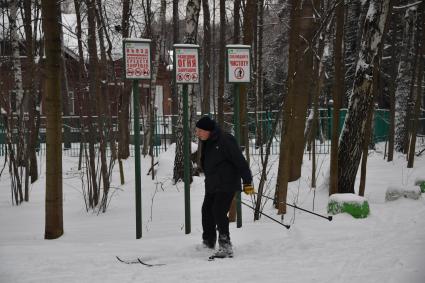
[1,143,425,283]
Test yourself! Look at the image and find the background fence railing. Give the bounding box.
[0,109,424,157]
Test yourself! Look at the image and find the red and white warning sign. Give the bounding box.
[227,46,251,83]
[124,39,151,80]
[174,45,199,84]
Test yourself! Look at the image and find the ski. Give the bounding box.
[116,256,139,264]
[137,258,166,267]
[208,255,233,261]
[116,256,165,267]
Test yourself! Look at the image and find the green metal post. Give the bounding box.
[183,84,191,234]
[133,80,142,239]
[234,84,242,228]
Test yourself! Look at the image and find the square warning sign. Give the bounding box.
[174,45,199,84]
[227,46,251,83]
[124,39,151,80]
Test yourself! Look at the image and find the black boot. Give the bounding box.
[202,238,216,249]
[213,234,233,258]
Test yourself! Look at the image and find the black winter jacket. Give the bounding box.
[200,127,252,193]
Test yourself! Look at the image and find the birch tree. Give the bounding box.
[8,0,25,205]
[337,0,392,194]
[173,0,200,183]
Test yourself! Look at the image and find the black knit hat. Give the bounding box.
[196,116,216,131]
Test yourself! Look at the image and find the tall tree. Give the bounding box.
[387,7,402,162]
[42,0,63,239]
[395,5,417,153]
[241,0,256,155]
[217,0,225,127]
[8,0,24,205]
[86,0,100,207]
[407,1,425,168]
[118,0,132,159]
[171,0,179,143]
[275,0,318,214]
[337,0,392,194]
[23,0,40,187]
[330,0,344,195]
[173,0,201,183]
[202,0,212,114]
[95,0,113,211]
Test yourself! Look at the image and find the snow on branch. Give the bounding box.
[393,1,423,10]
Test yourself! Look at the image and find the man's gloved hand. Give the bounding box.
[243,184,255,195]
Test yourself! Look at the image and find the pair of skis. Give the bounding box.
[116,254,232,266]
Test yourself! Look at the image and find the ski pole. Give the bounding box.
[241,200,290,229]
[255,193,332,221]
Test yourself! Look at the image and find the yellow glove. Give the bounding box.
[243,184,255,195]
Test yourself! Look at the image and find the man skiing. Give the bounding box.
[195,116,255,258]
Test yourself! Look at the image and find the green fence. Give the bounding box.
[0,109,412,157]
[325,108,390,143]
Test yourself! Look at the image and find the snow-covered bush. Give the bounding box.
[327,194,370,218]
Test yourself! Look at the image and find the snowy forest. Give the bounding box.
[1,0,425,282]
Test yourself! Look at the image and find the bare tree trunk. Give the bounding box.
[330,0,344,195]
[87,0,100,207]
[338,0,392,194]
[9,0,24,204]
[241,0,256,161]
[395,7,417,153]
[42,0,63,239]
[254,106,283,220]
[217,0,225,127]
[359,1,392,196]
[171,0,179,143]
[228,0,243,224]
[118,0,131,159]
[407,2,425,168]
[275,0,319,213]
[202,0,212,114]
[255,0,264,149]
[10,0,24,110]
[276,0,299,215]
[311,0,328,189]
[173,0,200,183]
[23,0,39,188]
[73,0,88,174]
[387,11,400,162]
[95,0,112,212]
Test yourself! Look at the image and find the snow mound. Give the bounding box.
[385,186,421,201]
[414,177,425,193]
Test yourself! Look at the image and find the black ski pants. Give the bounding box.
[202,191,235,242]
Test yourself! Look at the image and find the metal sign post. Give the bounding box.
[226,44,251,228]
[173,44,200,234]
[123,38,152,239]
